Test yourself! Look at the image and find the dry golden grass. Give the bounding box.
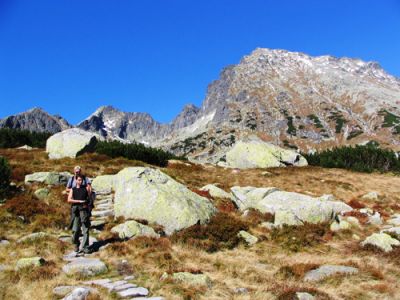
[1,149,400,299]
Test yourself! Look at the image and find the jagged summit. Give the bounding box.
[5,48,400,157]
[0,107,71,133]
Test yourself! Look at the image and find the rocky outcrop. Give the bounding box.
[46,128,99,159]
[0,107,71,133]
[111,220,160,240]
[25,172,72,185]
[221,138,308,169]
[231,186,352,226]
[113,167,216,235]
[304,265,359,282]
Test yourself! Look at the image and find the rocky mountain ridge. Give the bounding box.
[2,48,400,159]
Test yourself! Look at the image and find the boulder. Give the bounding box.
[17,145,34,150]
[304,265,358,282]
[63,287,97,300]
[387,216,400,226]
[368,212,383,225]
[53,286,79,298]
[237,230,258,245]
[111,220,160,240]
[381,227,400,237]
[16,257,45,270]
[224,139,308,169]
[91,175,116,193]
[172,272,212,287]
[118,287,149,298]
[330,219,351,232]
[46,128,99,159]
[231,187,352,226]
[0,240,10,247]
[296,292,315,300]
[62,258,108,277]
[113,167,216,235]
[25,172,72,185]
[34,188,50,200]
[361,191,379,201]
[361,233,400,252]
[200,184,233,199]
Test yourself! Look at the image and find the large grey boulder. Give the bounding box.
[62,258,108,277]
[25,172,72,185]
[304,265,358,282]
[113,167,216,235]
[172,272,212,287]
[231,187,352,226]
[223,139,308,169]
[111,220,160,239]
[46,128,99,159]
[91,175,116,193]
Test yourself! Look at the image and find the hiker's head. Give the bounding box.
[75,174,84,185]
[74,166,81,175]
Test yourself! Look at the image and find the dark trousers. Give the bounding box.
[70,205,91,250]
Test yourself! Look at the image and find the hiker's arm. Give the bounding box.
[67,189,85,204]
[86,183,92,194]
[65,178,72,193]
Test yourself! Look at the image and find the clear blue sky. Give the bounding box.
[0,0,399,125]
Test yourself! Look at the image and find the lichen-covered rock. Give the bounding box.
[111,220,160,239]
[200,184,233,199]
[296,292,315,300]
[304,265,358,282]
[231,187,352,226]
[53,286,78,298]
[46,128,99,159]
[361,233,400,252]
[113,167,216,235]
[91,175,116,193]
[330,219,351,232]
[16,257,45,270]
[237,230,258,245]
[224,139,308,169]
[172,272,212,287]
[25,172,72,185]
[63,287,97,300]
[62,258,108,277]
[34,188,50,200]
[361,191,379,200]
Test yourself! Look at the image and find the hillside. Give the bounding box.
[1,148,400,299]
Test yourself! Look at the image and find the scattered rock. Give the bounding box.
[352,234,361,240]
[17,232,52,243]
[63,287,97,300]
[46,128,99,159]
[387,216,400,226]
[53,286,78,298]
[172,272,212,287]
[0,240,10,247]
[16,257,45,270]
[111,220,160,240]
[260,222,275,230]
[231,187,352,226]
[381,227,400,236]
[361,233,400,252]
[233,287,249,294]
[224,138,308,169]
[261,171,273,176]
[200,184,233,199]
[330,219,351,232]
[304,265,358,282]
[296,292,315,300]
[361,191,379,201]
[17,145,34,150]
[368,212,383,225]
[25,172,72,185]
[118,287,149,298]
[238,230,258,245]
[113,167,216,235]
[62,258,108,277]
[34,188,50,200]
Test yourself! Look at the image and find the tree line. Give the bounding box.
[0,128,52,148]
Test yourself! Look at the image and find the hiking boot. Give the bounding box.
[74,245,81,253]
[82,248,92,254]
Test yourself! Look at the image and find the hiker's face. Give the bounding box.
[76,177,83,185]
[74,169,81,175]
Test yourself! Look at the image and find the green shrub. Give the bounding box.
[303,144,400,173]
[95,140,184,167]
[0,128,52,148]
[0,156,11,197]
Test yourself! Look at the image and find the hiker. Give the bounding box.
[66,166,92,194]
[68,174,91,254]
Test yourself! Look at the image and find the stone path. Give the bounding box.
[91,189,115,227]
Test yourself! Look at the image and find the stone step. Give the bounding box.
[91,219,107,227]
[91,209,114,218]
[95,199,113,205]
[118,287,149,298]
[95,204,113,209]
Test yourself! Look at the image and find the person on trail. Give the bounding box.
[66,166,92,194]
[68,174,91,254]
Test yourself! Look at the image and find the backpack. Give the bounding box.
[68,175,87,188]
